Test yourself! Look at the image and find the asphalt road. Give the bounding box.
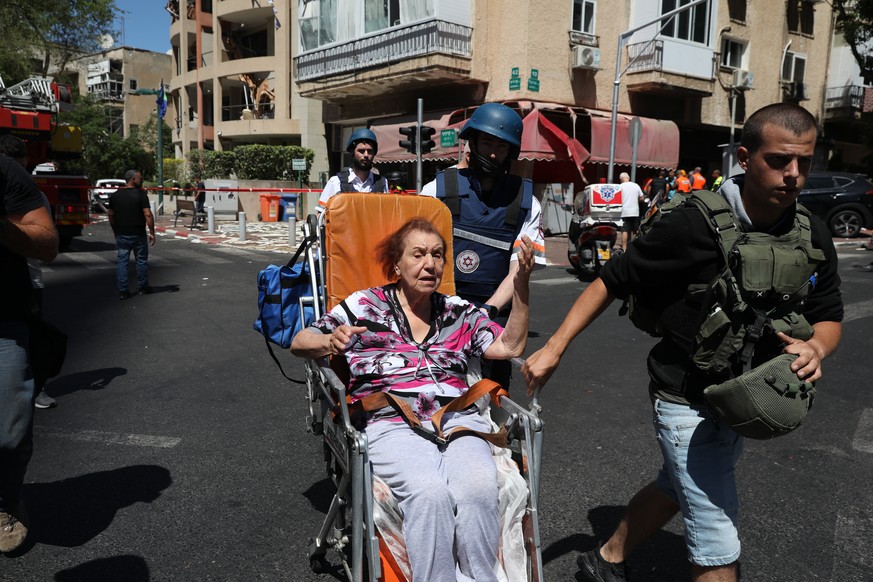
[2,221,872,581]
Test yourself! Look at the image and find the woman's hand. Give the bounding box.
[515,235,534,283]
[326,325,368,356]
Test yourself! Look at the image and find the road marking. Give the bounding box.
[532,277,583,286]
[851,409,873,453]
[62,252,114,269]
[843,299,873,324]
[832,508,873,579]
[35,427,181,448]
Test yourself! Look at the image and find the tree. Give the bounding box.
[0,0,118,81]
[833,0,873,83]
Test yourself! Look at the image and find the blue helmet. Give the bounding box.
[346,128,378,155]
[459,103,523,153]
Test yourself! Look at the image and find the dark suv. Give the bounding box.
[798,172,873,238]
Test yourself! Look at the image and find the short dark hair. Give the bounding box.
[0,135,27,159]
[375,218,446,280]
[741,103,817,154]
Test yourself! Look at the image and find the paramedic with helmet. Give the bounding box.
[317,128,388,213]
[423,102,546,388]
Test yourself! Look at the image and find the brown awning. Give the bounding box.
[369,111,464,162]
[586,109,679,169]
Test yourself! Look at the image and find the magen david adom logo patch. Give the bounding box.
[456,250,480,274]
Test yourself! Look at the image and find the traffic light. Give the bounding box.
[419,125,436,154]
[399,125,418,154]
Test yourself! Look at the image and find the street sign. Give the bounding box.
[511,67,520,77]
[628,117,642,147]
[292,158,307,171]
[509,77,521,91]
[530,69,539,79]
[527,77,540,92]
[440,129,457,148]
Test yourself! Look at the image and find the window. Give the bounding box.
[365,0,403,33]
[720,38,746,69]
[727,0,746,23]
[572,0,596,34]
[782,51,806,82]
[129,78,138,91]
[660,0,710,45]
[787,1,815,36]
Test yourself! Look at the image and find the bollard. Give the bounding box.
[207,206,215,234]
[239,211,247,242]
[288,216,297,247]
[150,201,157,216]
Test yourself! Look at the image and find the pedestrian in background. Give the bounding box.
[522,103,843,582]
[194,175,206,217]
[710,169,724,191]
[691,166,707,190]
[0,149,59,553]
[108,170,155,300]
[675,169,692,193]
[617,172,643,252]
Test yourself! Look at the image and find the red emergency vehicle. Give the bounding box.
[0,77,90,247]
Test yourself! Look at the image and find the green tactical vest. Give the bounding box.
[624,190,826,374]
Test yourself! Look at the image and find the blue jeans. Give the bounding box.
[653,399,744,567]
[0,322,34,512]
[116,234,149,292]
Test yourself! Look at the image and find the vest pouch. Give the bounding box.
[692,306,745,373]
[771,246,816,295]
[736,244,773,294]
[770,312,813,342]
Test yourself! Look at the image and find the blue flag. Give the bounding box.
[156,81,167,119]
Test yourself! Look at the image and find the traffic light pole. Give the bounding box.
[130,87,165,214]
[416,98,424,193]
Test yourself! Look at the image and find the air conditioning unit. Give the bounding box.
[732,69,754,90]
[786,81,809,101]
[573,46,601,70]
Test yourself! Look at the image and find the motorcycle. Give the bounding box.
[567,183,623,277]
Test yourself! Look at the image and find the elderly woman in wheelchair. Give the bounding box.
[291,217,534,582]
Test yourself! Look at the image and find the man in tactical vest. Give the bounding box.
[423,102,545,387]
[316,128,388,214]
[522,103,843,582]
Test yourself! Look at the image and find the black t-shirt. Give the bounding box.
[0,155,48,322]
[648,177,669,198]
[108,187,149,236]
[600,203,843,404]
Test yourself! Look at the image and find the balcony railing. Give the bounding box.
[825,85,864,110]
[626,40,664,74]
[295,19,472,83]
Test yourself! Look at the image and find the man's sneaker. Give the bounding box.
[138,285,153,295]
[0,503,28,553]
[119,291,132,300]
[34,390,56,409]
[577,546,628,582]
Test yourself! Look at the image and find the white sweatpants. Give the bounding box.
[366,412,499,582]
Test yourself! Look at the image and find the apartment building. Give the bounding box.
[294,0,835,184]
[168,0,328,179]
[62,47,175,138]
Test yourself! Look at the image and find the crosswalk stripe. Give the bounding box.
[851,408,873,454]
[62,252,114,269]
[832,508,873,579]
[532,277,583,286]
[34,426,181,448]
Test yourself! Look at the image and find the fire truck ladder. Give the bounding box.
[0,76,58,113]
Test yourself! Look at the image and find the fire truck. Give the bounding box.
[0,76,90,248]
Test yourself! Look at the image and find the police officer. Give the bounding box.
[423,102,545,387]
[317,128,388,213]
[522,103,843,582]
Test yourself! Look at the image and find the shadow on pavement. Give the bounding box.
[23,464,172,548]
[46,367,127,398]
[63,239,117,253]
[54,555,150,582]
[302,477,335,514]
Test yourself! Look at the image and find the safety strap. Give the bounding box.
[345,379,510,447]
[338,169,353,193]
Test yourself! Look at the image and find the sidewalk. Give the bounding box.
[141,211,573,266]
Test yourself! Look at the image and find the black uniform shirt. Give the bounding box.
[108,187,149,236]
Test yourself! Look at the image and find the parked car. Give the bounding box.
[91,178,127,212]
[798,172,873,238]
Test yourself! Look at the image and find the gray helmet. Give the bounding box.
[346,128,378,155]
[704,354,816,439]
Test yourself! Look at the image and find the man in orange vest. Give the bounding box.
[675,169,692,193]
[691,167,707,190]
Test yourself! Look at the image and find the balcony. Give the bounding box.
[824,85,870,120]
[295,19,473,100]
[624,38,715,97]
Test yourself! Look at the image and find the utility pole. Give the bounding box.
[130,86,167,214]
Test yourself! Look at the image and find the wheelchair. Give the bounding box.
[296,192,544,581]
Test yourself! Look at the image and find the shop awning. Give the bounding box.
[586,110,679,169]
[519,108,589,184]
